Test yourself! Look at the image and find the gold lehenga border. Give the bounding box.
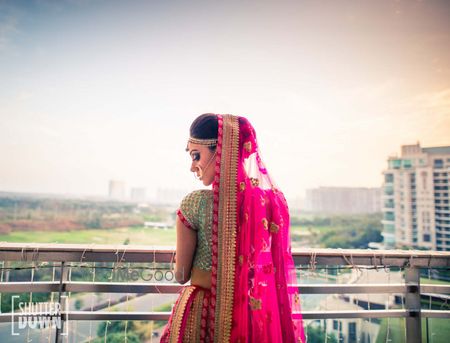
[184,288,205,342]
[169,286,195,343]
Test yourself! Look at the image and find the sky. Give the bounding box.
[0,0,449,201]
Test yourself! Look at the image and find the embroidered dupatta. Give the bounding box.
[211,114,305,342]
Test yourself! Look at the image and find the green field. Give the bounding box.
[0,226,176,246]
[0,225,320,246]
[420,277,450,285]
[376,318,450,343]
[376,318,406,343]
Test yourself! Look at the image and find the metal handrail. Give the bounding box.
[0,243,448,265]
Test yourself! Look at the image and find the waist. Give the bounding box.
[191,267,211,289]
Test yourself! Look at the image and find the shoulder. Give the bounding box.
[178,190,213,230]
[181,189,213,205]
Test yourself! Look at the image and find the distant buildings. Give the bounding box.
[130,187,146,202]
[107,181,186,204]
[156,188,187,205]
[144,221,172,229]
[304,187,381,214]
[320,296,378,343]
[318,268,401,342]
[381,143,450,251]
[108,180,126,200]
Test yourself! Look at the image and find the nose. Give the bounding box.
[190,162,198,173]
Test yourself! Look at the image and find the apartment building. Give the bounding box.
[382,143,450,251]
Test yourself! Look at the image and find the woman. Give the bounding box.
[161,114,305,343]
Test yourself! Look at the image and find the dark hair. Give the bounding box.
[190,113,218,151]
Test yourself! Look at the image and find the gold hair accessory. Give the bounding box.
[188,137,218,146]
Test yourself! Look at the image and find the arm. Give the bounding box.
[174,215,197,284]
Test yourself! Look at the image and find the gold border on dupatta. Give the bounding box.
[214,114,239,342]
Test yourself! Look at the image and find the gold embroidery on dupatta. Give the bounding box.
[270,222,280,233]
[239,181,246,192]
[214,115,239,342]
[249,296,262,310]
[250,177,259,187]
[262,218,268,230]
[243,141,252,152]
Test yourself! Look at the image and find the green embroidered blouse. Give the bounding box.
[177,189,213,271]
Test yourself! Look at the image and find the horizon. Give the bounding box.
[0,182,388,202]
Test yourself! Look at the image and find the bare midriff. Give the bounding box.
[190,267,211,289]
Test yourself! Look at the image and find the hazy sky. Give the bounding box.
[0,0,449,200]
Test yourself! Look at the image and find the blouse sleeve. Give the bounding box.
[176,191,203,231]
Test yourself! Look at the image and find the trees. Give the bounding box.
[94,321,141,343]
[291,213,383,249]
[94,320,157,342]
[307,325,338,343]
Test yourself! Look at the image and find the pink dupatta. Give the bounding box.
[210,115,305,342]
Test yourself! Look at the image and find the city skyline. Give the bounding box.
[1,0,449,199]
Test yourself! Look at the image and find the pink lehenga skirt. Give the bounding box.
[160,285,211,343]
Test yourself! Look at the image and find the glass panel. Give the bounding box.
[434,159,444,169]
[385,174,394,183]
[384,224,395,233]
[378,318,406,343]
[389,159,402,169]
[384,199,394,208]
[384,185,394,195]
[384,212,395,221]
[403,159,412,168]
[422,318,450,343]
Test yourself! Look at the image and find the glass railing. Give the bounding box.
[0,244,448,343]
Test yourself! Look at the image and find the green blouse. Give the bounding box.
[177,189,213,271]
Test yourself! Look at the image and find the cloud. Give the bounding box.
[416,88,450,115]
[394,88,450,145]
[336,78,403,103]
[0,5,19,52]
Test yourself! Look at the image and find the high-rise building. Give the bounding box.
[381,143,450,251]
[304,187,381,214]
[108,180,126,200]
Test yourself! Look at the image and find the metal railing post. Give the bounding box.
[405,266,422,343]
[55,261,68,343]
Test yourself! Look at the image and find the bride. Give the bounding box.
[161,113,305,343]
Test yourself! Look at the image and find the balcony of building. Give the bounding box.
[0,243,449,343]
